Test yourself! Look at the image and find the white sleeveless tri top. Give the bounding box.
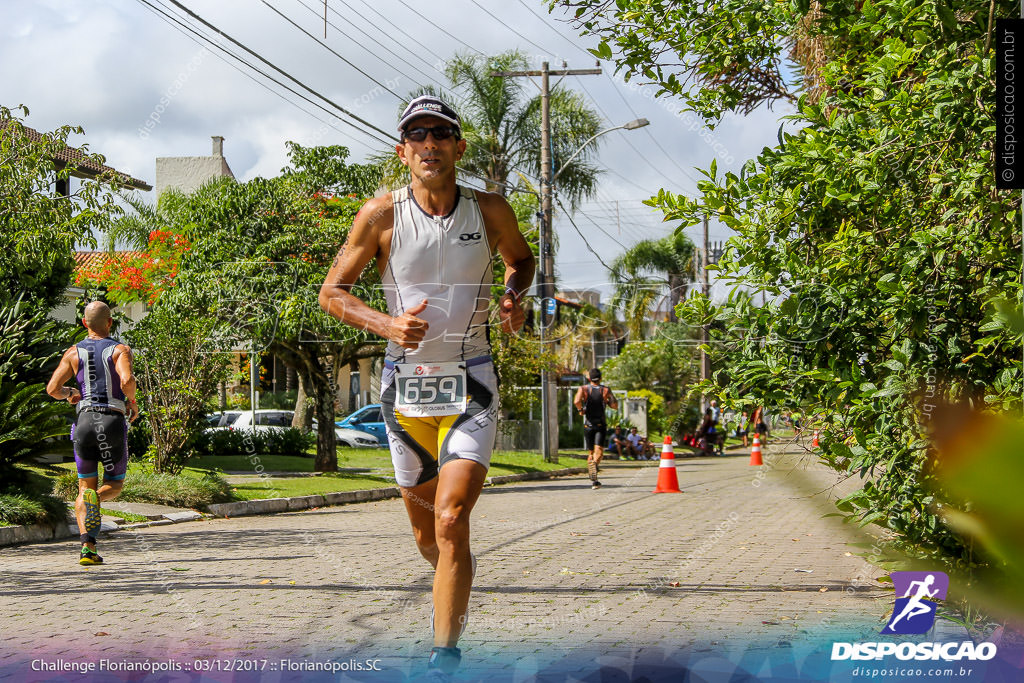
[382,185,494,363]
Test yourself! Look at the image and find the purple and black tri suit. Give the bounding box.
[71,337,129,481]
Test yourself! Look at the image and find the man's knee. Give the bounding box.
[103,481,124,499]
[435,506,471,546]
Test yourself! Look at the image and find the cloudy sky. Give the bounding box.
[1,0,793,299]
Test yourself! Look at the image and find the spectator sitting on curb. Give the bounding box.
[607,426,628,459]
[626,427,653,460]
[696,408,718,456]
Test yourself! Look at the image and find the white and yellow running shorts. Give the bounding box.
[380,356,499,488]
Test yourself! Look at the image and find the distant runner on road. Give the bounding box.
[574,368,617,489]
[319,95,535,678]
[45,301,139,566]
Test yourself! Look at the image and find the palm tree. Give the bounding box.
[610,232,696,340]
[380,51,604,209]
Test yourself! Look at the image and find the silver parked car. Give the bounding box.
[206,409,379,447]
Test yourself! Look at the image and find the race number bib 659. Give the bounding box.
[394,362,468,417]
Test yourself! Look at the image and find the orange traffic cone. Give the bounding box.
[653,436,682,493]
[812,430,820,448]
[749,434,764,466]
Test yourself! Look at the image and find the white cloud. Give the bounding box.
[1,0,789,298]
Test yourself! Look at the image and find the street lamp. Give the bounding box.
[537,117,650,462]
[552,119,649,182]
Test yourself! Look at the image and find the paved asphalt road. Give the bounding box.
[1,443,892,681]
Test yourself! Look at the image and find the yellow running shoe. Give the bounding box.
[80,546,104,565]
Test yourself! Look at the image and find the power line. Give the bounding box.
[469,0,558,59]
[601,71,702,186]
[392,0,486,56]
[575,78,682,184]
[347,0,450,68]
[286,0,438,89]
[138,1,365,153]
[267,2,542,196]
[555,198,615,272]
[514,0,594,61]
[138,0,391,150]
[326,0,445,80]
[141,1,545,197]
[562,201,628,250]
[260,0,405,99]
[157,0,399,143]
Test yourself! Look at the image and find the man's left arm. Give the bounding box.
[480,192,536,334]
[114,345,139,422]
[605,387,618,411]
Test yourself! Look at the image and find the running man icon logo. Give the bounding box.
[881,571,949,635]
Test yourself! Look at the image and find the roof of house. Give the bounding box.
[553,295,583,309]
[74,251,146,273]
[1,120,152,191]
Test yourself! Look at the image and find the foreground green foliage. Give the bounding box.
[0,300,79,483]
[556,0,1022,601]
[126,307,230,474]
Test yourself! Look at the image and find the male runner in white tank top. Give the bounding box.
[319,95,535,677]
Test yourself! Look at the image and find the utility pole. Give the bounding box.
[491,61,601,461]
[700,214,710,415]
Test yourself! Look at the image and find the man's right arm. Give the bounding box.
[319,197,429,350]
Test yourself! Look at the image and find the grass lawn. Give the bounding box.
[226,473,397,500]
[189,449,572,476]
[101,507,149,522]
[17,447,583,511]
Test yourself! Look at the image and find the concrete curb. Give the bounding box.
[2,467,591,543]
[0,520,75,547]
[204,468,587,519]
[487,467,586,486]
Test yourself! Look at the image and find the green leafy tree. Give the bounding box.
[491,330,558,420]
[136,144,384,472]
[125,305,230,474]
[601,328,696,404]
[0,105,119,309]
[609,232,695,339]
[555,0,1022,599]
[552,0,799,122]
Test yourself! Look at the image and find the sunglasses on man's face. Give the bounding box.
[403,125,460,142]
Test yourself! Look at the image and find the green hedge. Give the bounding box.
[192,428,314,457]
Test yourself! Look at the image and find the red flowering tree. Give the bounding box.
[75,229,189,307]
